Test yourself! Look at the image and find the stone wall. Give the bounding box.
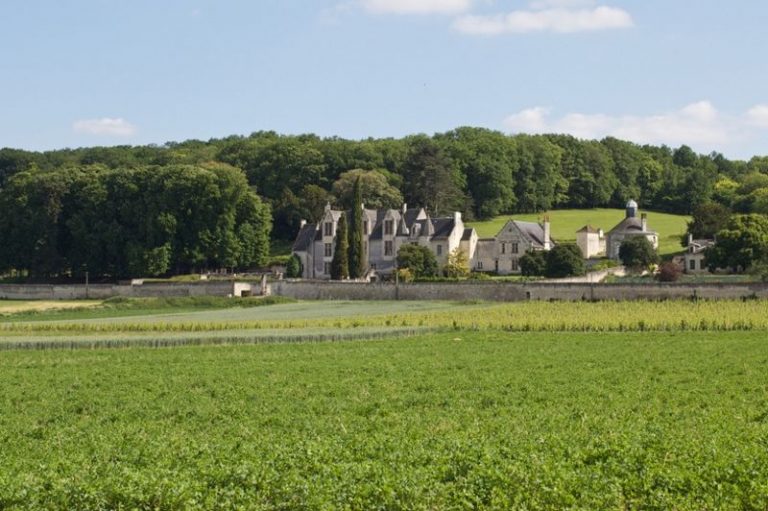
[0,281,254,300]
[272,280,768,302]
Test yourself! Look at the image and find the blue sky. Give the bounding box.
[2,0,767,159]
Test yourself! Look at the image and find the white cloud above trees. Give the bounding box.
[361,0,473,15]
[453,3,633,35]
[72,118,137,137]
[503,101,768,150]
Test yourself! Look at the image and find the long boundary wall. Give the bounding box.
[271,280,768,302]
[0,282,255,300]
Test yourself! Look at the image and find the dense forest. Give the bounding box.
[1,127,767,277]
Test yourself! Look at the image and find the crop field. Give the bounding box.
[2,300,768,350]
[1,329,767,510]
[467,208,690,255]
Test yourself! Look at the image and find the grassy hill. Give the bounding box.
[467,208,690,256]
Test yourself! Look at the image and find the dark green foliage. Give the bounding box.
[705,214,768,272]
[684,202,732,243]
[0,164,271,278]
[619,236,659,271]
[348,177,366,279]
[330,214,349,280]
[520,250,547,277]
[402,136,466,216]
[396,244,438,278]
[544,244,586,278]
[285,254,303,278]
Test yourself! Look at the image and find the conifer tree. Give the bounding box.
[348,177,366,278]
[330,214,349,280]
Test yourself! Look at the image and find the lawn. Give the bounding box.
[467,208,690,256]
[1,330,767,510]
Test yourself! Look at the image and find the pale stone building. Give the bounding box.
[684,235,715,273]
[576,225,605,258]
[472,219,553,275]
[605,200,659,260]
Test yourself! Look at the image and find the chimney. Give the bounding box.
[402,203,407,214]
[454,211,462,225]
[543,215,551,250]
[687,233,693,246]
[300,219,307,229]
[641,213,648,232]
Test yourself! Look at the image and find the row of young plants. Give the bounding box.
[1,300,767,336]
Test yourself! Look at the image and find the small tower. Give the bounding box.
[625,199,638,218]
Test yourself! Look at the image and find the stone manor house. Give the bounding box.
[292,200,659,279]
[292,203,553,279]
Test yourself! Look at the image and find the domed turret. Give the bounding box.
[625,199,638,218]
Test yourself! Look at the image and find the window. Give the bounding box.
[363,220,368,234]
[364,241,368,254]
[477,261,484,270]
[324,243,332,257]
[324,222,333,237]
[436,245,442,256]
[324,262,331,275]
[512,242,519,254]
[384,219,394,235]
[511,258,519,271]
[494,260,499,273]
[501,243,507,254]
[384,240,393,256]
[689,259,696,271]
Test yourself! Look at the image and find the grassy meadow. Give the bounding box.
[467,208,690,255]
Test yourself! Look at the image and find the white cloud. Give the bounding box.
[361,0,473,15]
[502,101,760,148]
[746,105,768,128]
[72,118,137,137]
[454,5,633,34]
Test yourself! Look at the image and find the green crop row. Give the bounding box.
[2,299,767,335]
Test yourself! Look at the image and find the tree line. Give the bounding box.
[3,128,767,244]
[0,163,271,279]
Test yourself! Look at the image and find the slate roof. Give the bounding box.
[607,217,656,235]
[430,217,456,239]
[403,208,422,227]
[461,228,474,241]
[514,221,549,249]
[292,223,317,252]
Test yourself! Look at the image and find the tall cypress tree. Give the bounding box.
[348,177,366,278]
[330,213,349,280]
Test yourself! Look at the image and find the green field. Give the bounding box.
[1,329,767,510]
[2,298,768,509]
[468,208,690,256]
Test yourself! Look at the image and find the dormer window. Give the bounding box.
[324,222,333,237]
[384,220,394,235]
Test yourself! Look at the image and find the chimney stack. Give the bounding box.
[454,211,462,225]
[300,219,307,229]
[543,215,551,250]
[402,203,407,213]
[641,213,648,232]
[687,233,693,246]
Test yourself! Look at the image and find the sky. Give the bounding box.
[1,0,768,159]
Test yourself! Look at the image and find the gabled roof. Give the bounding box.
[430,217,456,239]
[403,208,423,227]
[292,223,317,252]
[514,221,549,249]
[461,228,475,241]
